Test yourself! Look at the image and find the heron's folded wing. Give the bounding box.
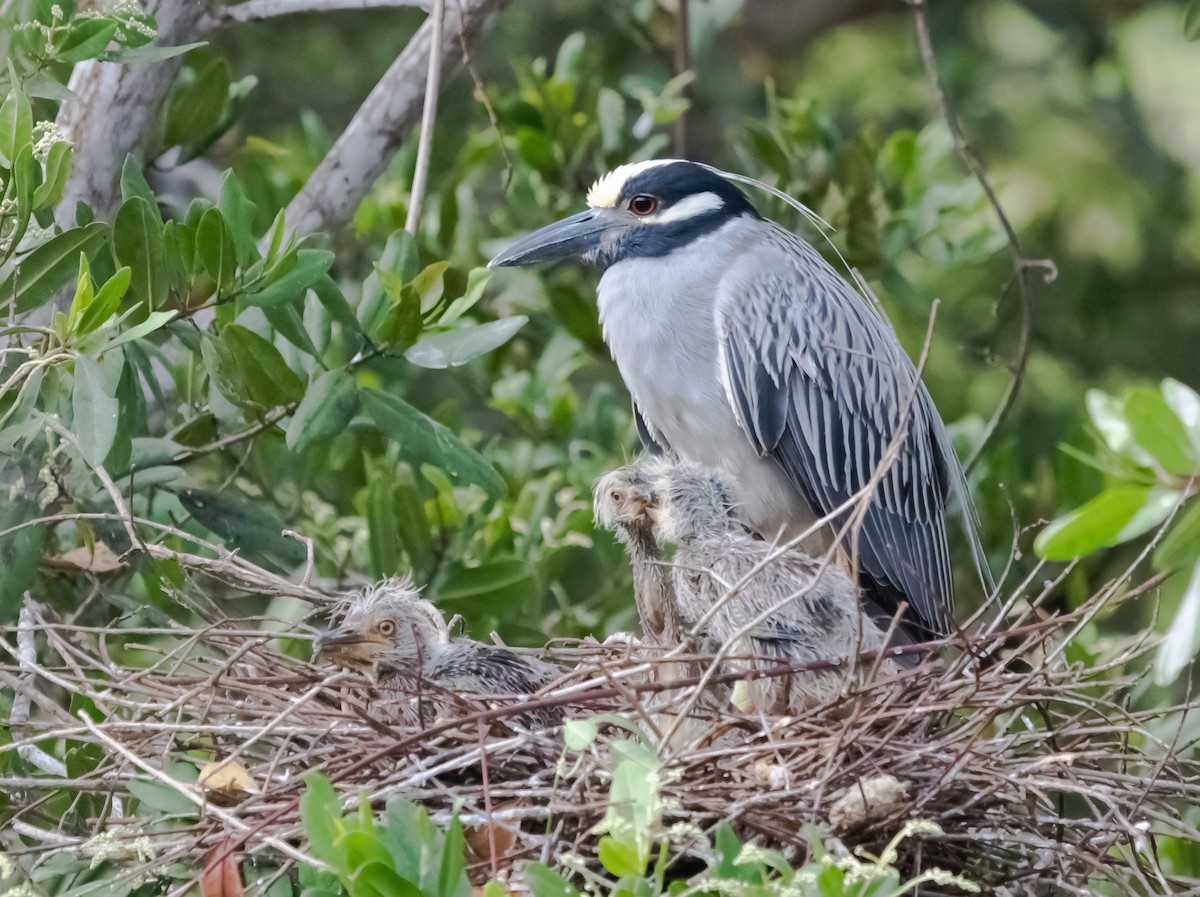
[713,236,955,636]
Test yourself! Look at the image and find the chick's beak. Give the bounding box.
[316,626,381,669]
[488,208,620,268]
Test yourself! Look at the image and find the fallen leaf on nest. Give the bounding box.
[197,760,259,805]
[52,543,124,573]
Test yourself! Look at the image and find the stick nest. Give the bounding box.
[3,582,1198,896]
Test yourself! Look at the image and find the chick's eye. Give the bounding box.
[628,194,659,216]
[377,620,397,637]
[611,490,624,505]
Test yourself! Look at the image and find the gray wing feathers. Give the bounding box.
[715,231,958,635]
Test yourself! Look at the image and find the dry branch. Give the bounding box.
[280,0,510,239]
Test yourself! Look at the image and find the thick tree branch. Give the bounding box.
[280,0,509,239]
[209,0,431,29]
[54,0,211,226]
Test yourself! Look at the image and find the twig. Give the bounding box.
[404,0,445,235]
[281,0,511,239]
[907,0,1057,472]
[673,0,690,155]
[11,599,69,778]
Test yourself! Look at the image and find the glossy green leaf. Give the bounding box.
[359,230,419,335]
[436,817,470,897]
[1086,389,1153,466]
[57,18,119,63]
[412,260,451,313]
[0,87,32,166]
[32,139,72,210]
[286,369,358,452]
[375,282,421,348]
[120,154,157,207]
[196,208,237,297]
[310,275,362,334]
[406,316,527,369]
[179,488,307,567]
[72,353,123,466]
[1124,387,1196,475]
[438,268,493,326]
[219,324,304,409]
[361,388,505,497]
[437,557,536,604]
[218,171,259,267]
[8,223,108,313]
[1154,559,1200,685]
[523,864,581,897]
[7,143,38,251]
[1034,486,1182,561]
[165,55,232,149]
[77,267,132,335]
[103,310,177,351]
[113,196,168,308]
[66,252,94,328]
[263,299,320,357]
[100,40,207,64]
[243,249,334,308]
[1163,378,1200,455]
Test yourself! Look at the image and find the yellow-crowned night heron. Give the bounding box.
[597,461,893,713]
[319,578,562,728]
[491,160,987,641]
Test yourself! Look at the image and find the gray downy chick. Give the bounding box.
[641,462,897,713]
[319,577,562,730]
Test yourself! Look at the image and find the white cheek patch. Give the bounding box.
[647,191,724,224]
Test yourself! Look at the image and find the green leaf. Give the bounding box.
[72,353,123,467]
[67,252,95,328]
[1154,559,1200,685]
[165,55,232,149]
[218,171,260,268]
[0,498,45,617]
[364,467,401,579]
[0,87,32,167]
[32,139,72,210]
[1186,0,1200,40]
[196,208,238,297]
[406,316,527,369]
[7,143,38,250]
[1086,388,1154,467]
[219,324,304,409]
[523,864,581,897]
[179,488,307,567]
[1124,387,1196,476]
[120,154,157,207]
[438,558,536,606]
[436,817,469,897]
[103,309,177,351]
[1163,378,1200,456]
[113,196,169,308]
[58,18,119,63]
[263,299,321,357]
[1154,500,1200,572]
[244,249,334,308]
[439,268,493,326]
[300,771,345,870]
[598,836,644,879]
[1034,487,1182,561]
[361,389,505,497]
[563,718,599,751]
[597,88,625,152]
[286,369,359,452]
[359,230,419,335]
[127,777,196,816]
[412,260,451,313]
[77,267,132,336]
[100,40,208,64]
[310,275,362,334]
[8,223,108,313]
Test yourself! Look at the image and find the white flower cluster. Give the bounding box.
[32,121,70,163]
[81,829,156,870]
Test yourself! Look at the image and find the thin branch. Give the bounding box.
[281,0,511,239]
[673,0,690,155]
[404,0,445,235]
[907,0,1057,472]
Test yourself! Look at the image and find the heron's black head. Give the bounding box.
[489,160,761,270]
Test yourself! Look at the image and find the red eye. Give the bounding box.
[628,194,659,216]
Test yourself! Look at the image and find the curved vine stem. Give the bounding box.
[907,0,1057,473]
